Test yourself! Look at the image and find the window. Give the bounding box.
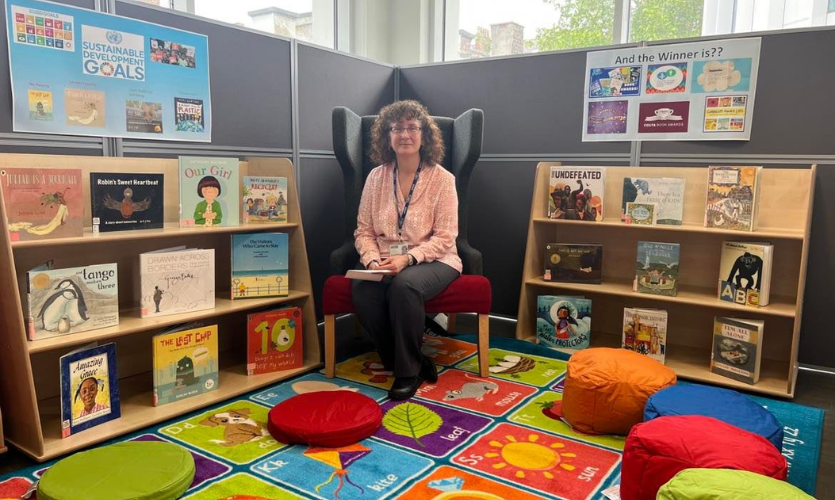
[163,0,335,48]
[446,0,608,61]
[628,0,705,43]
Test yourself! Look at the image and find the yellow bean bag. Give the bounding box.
[562,348,676,435]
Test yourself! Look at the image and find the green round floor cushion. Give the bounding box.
[38,442,195,500]
[657,469,816,500]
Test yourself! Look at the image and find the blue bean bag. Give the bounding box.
[644,384,783,450]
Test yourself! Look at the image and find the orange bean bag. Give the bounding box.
[562,348,676,435]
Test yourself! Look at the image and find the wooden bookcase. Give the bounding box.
[516,162,815,399]
[0,154,320,461]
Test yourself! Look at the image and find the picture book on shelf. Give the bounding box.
[625,202,657,225]
[243,176,288,224]
[622,308,668,363]
[60,342,120,438]
[231,233,289,300]
[153,324,219,406]
[0,167,83,241]
[27,263,119,341]
[548,166,605,221]
[139,247,215,318]
[179,156,240,228]
[90,173,164,232]
[247,306,304,375]
[704,165,762,231]
[621,177,685,225]
[634,241,680,296]
[536,295,592,350]
[710,316,764,385]
[718,241,774,307]
[544,243,602,284]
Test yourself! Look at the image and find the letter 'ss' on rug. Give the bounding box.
[0,335,824,499]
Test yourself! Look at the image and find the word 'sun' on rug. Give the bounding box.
[0,335,824,500]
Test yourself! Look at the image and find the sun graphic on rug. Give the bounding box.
[485,433,577,479]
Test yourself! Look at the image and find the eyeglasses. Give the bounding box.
[390,126,422,136]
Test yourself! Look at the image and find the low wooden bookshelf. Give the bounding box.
[0,154,320,461]
[516,163,815,399]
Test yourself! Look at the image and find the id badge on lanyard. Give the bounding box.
[392,160,422,256]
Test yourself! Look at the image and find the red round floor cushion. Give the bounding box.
[620,415,788,500]
[268,391,382,447]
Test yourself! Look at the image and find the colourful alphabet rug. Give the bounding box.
[0,335,824,499]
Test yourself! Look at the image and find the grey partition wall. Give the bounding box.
[643,29,835,158]
[115,1,293,153]
[297,44,394,316]
[399,50,635,156]
[298,44,394,153]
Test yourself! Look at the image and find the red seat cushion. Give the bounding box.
[620,415,788,500]
[267,391,382,447]
[322,274,491,315]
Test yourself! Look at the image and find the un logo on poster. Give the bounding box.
[106,30,123,44]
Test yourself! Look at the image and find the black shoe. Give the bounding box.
[388,376,424,400]
[421,356,439,383]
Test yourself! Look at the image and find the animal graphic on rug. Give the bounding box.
[444,373,500,402]
[361,361,393,384]
[489,355,536,376]
[200,408,269,447]
[421,337,448,358]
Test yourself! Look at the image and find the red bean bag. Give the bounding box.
[621,415,788,500]
[562,348,676,435]
[268,391,382,447]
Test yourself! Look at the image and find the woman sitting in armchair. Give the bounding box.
[353,100,462,400]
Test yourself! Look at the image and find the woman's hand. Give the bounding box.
[378,255,410,275]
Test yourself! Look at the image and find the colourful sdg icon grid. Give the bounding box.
[13,11,73,51]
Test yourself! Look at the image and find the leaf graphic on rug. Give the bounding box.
[382,402,442,447]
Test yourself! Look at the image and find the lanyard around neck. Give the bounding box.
[393,160,423,240]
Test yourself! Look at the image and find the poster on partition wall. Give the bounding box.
[5,0,211,141]
[582,37,760,142]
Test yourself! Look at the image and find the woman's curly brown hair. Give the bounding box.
[369,100,445,166]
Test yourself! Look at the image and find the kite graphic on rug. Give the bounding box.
[305,444,371,498]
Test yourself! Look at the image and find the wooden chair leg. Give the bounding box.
[446,313,457,333]
[353,314,363,339]
[477,313,490,377]
[325,314,336,378]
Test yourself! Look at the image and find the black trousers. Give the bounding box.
[352,261,460,378]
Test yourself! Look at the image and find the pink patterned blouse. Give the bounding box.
[354,163,462,273]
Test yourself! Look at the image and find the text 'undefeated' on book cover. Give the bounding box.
[179,156,240,228]
[548,166,605,221]
[91,173,164,232]
[247,307,304,375]
[544,243,603,284]
[0,168,83,241]
[153,324,219,406]
[634,241,680,296]
[704,165,762,231]
[139,248,215,318]
[536,295,592,350]
[243,176,289,223]
[231,233,289,300]
[710,316,764,385]
[27,263,119,341]
[621,177,685,225]
[60,343,120,438]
